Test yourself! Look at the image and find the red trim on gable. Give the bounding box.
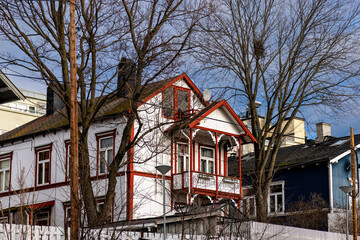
[28,200,55,210]
[141,73,206,107]
[189,100,257,143]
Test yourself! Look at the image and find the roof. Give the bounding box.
[0,70,25,104]
[230,135,360,176]
[0,73,203,144]
[166,99,257,143]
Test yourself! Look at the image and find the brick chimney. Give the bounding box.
[316,122,331,142]
[117,58,136,97]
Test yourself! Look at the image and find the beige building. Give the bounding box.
[0,71,46,134]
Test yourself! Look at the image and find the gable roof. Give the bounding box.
[0,70,25,104]
[166,99,256,143]
[230,135,360,176]
[0,73,205,144]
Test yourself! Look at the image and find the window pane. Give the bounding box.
[178,156,184,172]
[44,162,49,183]
[208,161,214,173]
[201,159,207,172]
[163,88,174,117]
[4,171,9,190]
[39,151,50,161]
[178,144,188,154]
[100,151,106,174]
[100,137,113,148]
[277,194,283,212]
[270,184,282,193]
[270,195,275,213]
[201,148,214,158]
[38,164,43,185]
[107,149,113,166]
[178,90,189,113]
[0,160,9,169]
[0,172,3,192]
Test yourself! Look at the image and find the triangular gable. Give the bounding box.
[141,73,206,105]
[189,99,256,143]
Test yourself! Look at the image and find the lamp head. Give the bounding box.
[156,165,172,175]
[340,186,353,194]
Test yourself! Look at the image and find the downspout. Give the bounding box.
[181,129,191,205]
[328,162,333,212]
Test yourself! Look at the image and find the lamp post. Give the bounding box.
[340,185,353,240]
[155,165,172,240]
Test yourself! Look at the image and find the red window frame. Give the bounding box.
[96,130,116,176]
[162,86,191,119]
[35,144,52,187]
[0,153,12,192]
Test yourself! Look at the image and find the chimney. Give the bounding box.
[117,57,136,97]
[46,87,66,115]
[316,122,331,142]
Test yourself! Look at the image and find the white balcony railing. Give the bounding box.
[173,172,240,194]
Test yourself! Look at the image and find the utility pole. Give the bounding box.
[350,127,357,240]
[69,0,79,239]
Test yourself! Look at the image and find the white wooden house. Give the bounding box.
[0,73,256,228]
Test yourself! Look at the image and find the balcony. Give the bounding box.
[172,171,240,195]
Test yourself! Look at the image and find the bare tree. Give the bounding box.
[0,0,203,226]
[194,0,360,221]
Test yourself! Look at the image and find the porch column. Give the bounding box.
[189,128,193,204]
[238,138,242,208]
[171,135,174,210]
[215,132,218,201]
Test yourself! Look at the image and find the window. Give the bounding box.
[162,87,190,119]
[268,183,284,214]
[0,155,10,192]
[29,106,35,113]
[97,132,115,175]
[177,143,189,173]
[200,147,214,174]
[36,146,51,186]
[33,208,50,226]
[242,196,256,217]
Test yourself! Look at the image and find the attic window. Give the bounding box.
[331,139,349,146]
[162,87,190,119]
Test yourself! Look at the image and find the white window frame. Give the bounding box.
[177,143,189,173]
[37,149,50,186]
[99,136,114,174]
[0,157,10,192]
[267,181,285,214]
[200,146,215,174]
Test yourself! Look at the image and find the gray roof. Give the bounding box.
[229,135,360,176]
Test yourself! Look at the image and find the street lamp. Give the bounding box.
[340,185,353,240]
[155,165,172,240]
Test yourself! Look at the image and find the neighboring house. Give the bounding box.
[0,71,46,134]
[0,72,256,229]
[229,123,360,230]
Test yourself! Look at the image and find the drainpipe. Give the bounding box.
[181,130,191,205]
[328,162,333,212]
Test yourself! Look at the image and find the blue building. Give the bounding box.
[229,133,360,230]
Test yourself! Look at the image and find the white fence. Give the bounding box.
[0,221,351,240]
